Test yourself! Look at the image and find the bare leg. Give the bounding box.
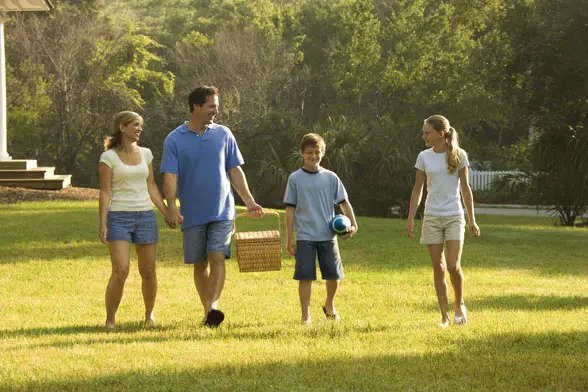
[207,252,226,311]
[136,243,157,325]
[105,241,131,328]
[193,260,210,317]
[299,280,312,324]
[445,240,466,320]
[428,243,450,326]
[324,280,340,315]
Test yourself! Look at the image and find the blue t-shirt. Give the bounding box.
[160,122,244,229]
[283,168,348,241]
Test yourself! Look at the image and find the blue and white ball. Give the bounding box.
[329,214,351,235]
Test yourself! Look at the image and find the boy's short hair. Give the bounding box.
[300,133,326,153]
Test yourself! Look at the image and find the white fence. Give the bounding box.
[468,170,520,191]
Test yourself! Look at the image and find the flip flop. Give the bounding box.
[322,306,341,321]
[204,309,225,327]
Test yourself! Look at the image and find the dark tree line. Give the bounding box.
[6,0,588,224]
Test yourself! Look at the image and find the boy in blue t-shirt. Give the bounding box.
[284,133,358,324]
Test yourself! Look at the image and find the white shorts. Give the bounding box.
[420,215,465,245]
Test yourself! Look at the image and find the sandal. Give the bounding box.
[322,306,341,321]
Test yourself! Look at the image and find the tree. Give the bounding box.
[6,3,173,185]
[501,0,588,225]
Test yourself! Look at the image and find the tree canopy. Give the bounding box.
[5,0,588,222]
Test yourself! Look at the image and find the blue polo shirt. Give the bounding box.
[160,122,244,229]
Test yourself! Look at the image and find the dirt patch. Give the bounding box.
[0,186,100,204]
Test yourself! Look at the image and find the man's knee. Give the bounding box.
[193,260,209,274]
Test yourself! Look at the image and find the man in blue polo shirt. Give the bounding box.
[161,86,263,327]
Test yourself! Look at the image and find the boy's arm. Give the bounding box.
[339,200,358,239]
[285,205,296,256]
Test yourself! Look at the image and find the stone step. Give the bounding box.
[0,175,72,190]
[0,160,38,170]
[0,167,55,179]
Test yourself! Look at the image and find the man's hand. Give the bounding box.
[245,201,264,216]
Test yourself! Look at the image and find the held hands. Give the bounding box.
[165,209,184,229]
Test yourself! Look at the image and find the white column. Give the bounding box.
[0,18,11,161]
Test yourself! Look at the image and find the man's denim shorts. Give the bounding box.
[294,239,344,281]
[182,220,234,264]
[107,210,158,244]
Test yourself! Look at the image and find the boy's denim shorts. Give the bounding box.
[182,220,234,264]
[294,239,344,281]
[107,210,158,244]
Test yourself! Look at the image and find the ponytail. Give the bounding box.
[445,126,461,173]
[425,115,465,173]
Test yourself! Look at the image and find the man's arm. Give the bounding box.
[163,172,183,228]
[228,166,263,215]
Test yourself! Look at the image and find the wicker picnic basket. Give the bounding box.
[234,211,282,272]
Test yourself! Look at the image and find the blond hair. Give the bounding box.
[424,114,463,173]
[104,111,142,150]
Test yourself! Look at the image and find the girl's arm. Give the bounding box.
[459,167,481,237]
[339,200,358,239]
[98,163,112,244]
[406,170,426,238]
[146,164,168,216]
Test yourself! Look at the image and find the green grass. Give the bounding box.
[1,201,587,391]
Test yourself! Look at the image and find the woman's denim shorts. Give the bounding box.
[107,210,158,244]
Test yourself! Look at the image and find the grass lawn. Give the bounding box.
[1,201,587,391]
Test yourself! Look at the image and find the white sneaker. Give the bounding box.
[454,306,468,325]
[438,319,450,328]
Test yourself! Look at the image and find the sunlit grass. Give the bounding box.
[1,201,587,391]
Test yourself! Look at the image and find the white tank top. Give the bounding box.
[99,147,153,211]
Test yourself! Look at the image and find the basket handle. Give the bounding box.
[234,211,281,236]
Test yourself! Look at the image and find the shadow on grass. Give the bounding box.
[0,322,173,339]
[1,321,389,351]
[9,330,588,391]
[468,294,588,311]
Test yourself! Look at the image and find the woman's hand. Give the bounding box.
[406,219,416,238]
[469,221,481,238]
[99,225,108,244]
